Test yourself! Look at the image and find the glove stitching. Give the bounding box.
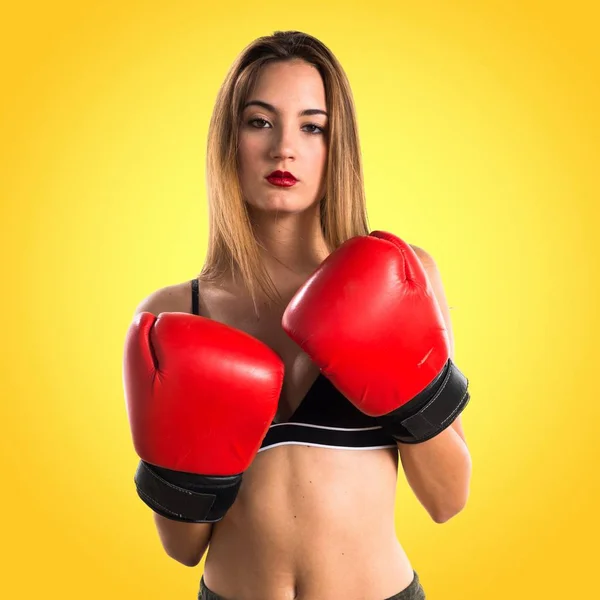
[142,463,195,495]
[398,361,469,443]
[136,486,221,523]
[136,486,184,517]
[418,387,470,442]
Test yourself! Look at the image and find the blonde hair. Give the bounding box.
[199,30,369,308]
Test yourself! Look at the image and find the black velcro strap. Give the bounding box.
[134,461,242,523]
[378,360,470,444]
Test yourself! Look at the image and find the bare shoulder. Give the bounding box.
[133,280,195,317]
[409,243,436,268]
[407,243,448,319]
[409,242,467,443]
[409,244,446,290]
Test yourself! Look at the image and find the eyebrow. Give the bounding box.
[243,100,328,118]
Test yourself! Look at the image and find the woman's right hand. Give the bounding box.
[123,311,284,523]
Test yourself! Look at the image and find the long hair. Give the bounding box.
[199,30,369,309]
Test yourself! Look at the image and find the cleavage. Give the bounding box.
[273,350,323,423]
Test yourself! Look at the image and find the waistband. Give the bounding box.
[198,570,425,600]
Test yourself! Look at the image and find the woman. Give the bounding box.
[123,31,472,600]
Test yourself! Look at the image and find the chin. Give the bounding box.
[247,194,316,215]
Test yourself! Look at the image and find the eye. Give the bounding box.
[248,118,271,129]
[302,123,325,135]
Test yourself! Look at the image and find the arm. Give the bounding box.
[153,513,213,567]
[282,234,472,523]
[397,247,472,523]
[132,287,214,567]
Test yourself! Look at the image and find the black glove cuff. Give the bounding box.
[134,461,242,523]
[377,359,470,444]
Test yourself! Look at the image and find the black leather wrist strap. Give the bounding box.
[377,359,470,444]
[134,461,242,523]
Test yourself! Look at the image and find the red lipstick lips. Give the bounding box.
[266,170,298,187]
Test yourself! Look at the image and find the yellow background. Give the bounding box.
[2,1,598,598]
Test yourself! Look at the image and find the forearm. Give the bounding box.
[153,514,213,567]
[397,425,472,523]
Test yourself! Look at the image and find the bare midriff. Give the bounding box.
[203,444,415,600]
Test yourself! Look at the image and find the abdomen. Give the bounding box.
[203,445,415,600]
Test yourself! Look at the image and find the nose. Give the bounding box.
[269,125,297,161]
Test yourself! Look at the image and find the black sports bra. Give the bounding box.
[191,279,396,452]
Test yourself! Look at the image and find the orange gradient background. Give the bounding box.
[1,1,599,598]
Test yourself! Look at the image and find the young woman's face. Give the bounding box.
[238,59,328,214]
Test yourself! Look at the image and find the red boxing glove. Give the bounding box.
[282,231,469,443]
[124,312,283,522]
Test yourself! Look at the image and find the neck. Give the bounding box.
[249,204,331,283]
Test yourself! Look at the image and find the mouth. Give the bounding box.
[266,170,298,188]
